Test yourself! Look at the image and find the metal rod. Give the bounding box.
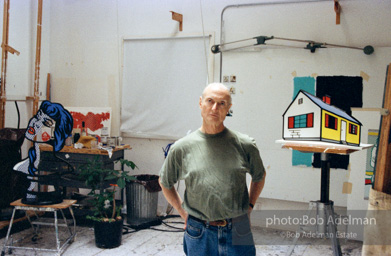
[218,0,331,82]
[218,37,256,46]
[326,202,343,256]
[215,35,370,54]
[219,42,311,53]
[320,153,330,203]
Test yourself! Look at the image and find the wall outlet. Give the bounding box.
[223,76,229,83]
[230,75,236,82]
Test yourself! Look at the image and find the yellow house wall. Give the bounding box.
[321,110,360,144]
[321,111,340,141]
[346,122,360,145]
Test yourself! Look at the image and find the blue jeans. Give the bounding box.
[183,214,256,256]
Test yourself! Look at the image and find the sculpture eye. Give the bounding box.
[43,118,54,127]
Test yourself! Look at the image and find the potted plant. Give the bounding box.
[79,157,137,249]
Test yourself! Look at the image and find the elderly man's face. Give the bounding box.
[199,85,232,127]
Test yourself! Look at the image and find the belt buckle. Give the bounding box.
[216,219,227,227]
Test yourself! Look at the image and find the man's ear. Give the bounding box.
[199,96,202,108]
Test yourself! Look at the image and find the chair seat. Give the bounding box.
[1,199,77,256]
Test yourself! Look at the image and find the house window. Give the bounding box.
[349,124,358,135]
[325,114,338,130]
[288,113,314,128]
[298,98,303,105]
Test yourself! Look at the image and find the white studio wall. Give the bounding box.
[1,0,390,218]
[218,0,391,208]
[223,47,391,206]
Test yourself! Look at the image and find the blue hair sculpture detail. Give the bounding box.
[14,101,73,205]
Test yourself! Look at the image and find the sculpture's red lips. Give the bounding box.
[28,127,35,135]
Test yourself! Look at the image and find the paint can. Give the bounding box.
[90,140,98,149]
[107,137,116,147]
[114,136,122,146]
[65,136,73,146]
[101,136,108,146]
[101,127,109,137]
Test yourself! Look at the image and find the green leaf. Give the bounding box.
[125,176,136,182]
[104,174,117,180]
[117,159,138,170]
[117,178,125,188]
[77,156,137,219]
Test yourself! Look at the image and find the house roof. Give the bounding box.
[300,90,362,125]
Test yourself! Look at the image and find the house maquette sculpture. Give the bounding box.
[282,90,362,146]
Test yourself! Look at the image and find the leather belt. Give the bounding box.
[209,219,228,227]
[189,215,230,227]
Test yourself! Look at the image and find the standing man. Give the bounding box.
[159,83,266,256]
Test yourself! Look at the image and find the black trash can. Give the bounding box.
[126,174,161,228]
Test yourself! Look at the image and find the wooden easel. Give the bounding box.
[374,64,391,194]
[32,0,43,115]
[0,0,20,129]
[1,0,43,127]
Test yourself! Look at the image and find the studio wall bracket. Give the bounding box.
[170,11,183,31]
[334,0,341,25]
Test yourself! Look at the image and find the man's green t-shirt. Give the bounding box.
[159,128,265,221]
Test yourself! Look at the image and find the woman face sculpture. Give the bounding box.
[25,110,54,142]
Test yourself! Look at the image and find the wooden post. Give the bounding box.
[0,0,19,129]
[46,73,50,101]
[33,0,43,115]
[0,0,10,129]
[374,64,391,194]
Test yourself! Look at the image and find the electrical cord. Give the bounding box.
[122,225,138,235]
[154,215,185,232]
[15,101,20,129]
[121,215,185,234]
[161,222,184,231]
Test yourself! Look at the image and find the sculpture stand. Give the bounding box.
[276,140,373,256]
[286,153,341,256]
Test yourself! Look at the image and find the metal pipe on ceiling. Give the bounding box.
[218,0,332,82]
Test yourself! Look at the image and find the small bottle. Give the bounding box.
[73,132,80,144]
[81,121,87,136]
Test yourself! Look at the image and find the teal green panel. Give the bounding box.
[293,76,316,99]
[292,77,315,167]
[292,150,313,167]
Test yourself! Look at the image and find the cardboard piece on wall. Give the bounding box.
[342,182,352,194]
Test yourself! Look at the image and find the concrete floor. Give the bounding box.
[1,216,363,256]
